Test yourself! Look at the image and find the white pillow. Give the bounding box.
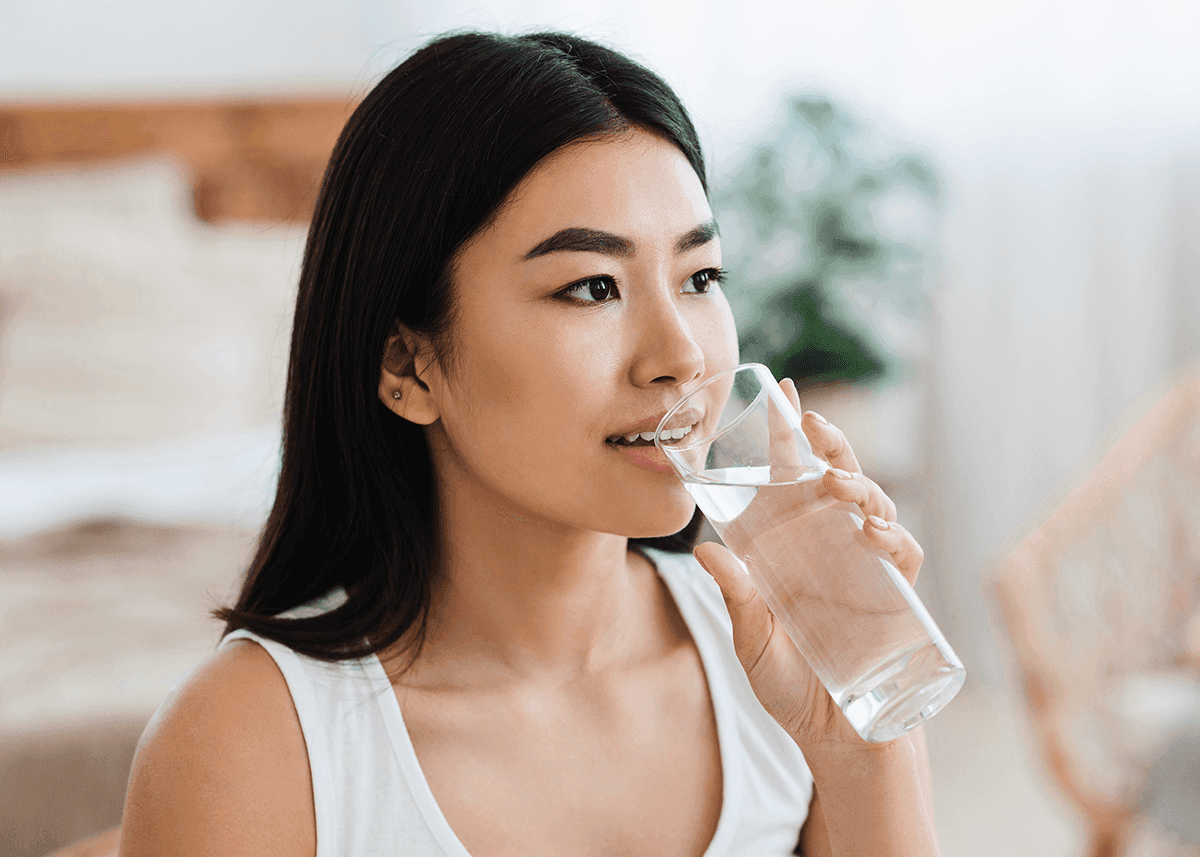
[0,158,306,451]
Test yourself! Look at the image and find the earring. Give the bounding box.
[392,390,402,400]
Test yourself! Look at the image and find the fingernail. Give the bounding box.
[829,468,854,480]
[867,515,890,530]
[693,549,712,575]
[807,411,828,424]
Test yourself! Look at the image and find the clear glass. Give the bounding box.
[655,363,965,742]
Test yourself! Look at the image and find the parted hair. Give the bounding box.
[214,31,708,662]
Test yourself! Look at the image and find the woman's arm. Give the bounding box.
[697,529,942,856]
[694,378,942,857]
[797,729,938,856]
[120,641,316,857]
[699,534,944,857]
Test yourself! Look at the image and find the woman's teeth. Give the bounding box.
[610,424,694,445]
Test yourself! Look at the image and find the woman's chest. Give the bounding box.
[396,654,723,857]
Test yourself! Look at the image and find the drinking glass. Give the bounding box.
[655,363,965,742]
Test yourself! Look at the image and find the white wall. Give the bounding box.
[0,0,374,97]
[5,1,1198,161]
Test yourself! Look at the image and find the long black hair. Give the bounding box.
[215,31,708,661]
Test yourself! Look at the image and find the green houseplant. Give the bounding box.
[712,95,943,387]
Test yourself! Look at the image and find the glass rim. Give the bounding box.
[654,362,774,454]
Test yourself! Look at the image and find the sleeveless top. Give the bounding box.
[217,547,813,856]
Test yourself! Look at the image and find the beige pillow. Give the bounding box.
[0,159,305,452]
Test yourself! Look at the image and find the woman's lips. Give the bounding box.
[606,439,674,473]
[605,406,704,444]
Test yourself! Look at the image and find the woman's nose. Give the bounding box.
[630,294,706,388]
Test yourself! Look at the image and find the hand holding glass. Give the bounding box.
[655,363,965,742]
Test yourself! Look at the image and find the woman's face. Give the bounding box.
[408,126,738,539]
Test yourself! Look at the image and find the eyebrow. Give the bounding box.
[522,219,719,261]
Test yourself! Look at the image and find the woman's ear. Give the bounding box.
[378,327,441,426]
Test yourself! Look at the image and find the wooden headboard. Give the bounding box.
[0,97,358,223]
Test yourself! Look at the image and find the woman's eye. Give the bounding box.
[684,267,726,294]
[562,276,619,303]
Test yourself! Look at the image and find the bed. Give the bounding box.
[0,96,354,857]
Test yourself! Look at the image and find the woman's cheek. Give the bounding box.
[702,292,740,369]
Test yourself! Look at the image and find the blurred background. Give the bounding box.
[2,1,1199,855]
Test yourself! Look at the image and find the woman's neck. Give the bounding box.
[441,538,637,670]
[395,473,669,688]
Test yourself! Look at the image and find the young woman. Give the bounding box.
[119,31,940,856]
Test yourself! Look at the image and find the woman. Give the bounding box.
[120,31,940,856]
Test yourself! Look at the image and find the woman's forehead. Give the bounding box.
[482,128,713,259]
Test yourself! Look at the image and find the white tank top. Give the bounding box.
[218,547,813,856]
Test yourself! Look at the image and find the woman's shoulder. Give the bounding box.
[120,637,317,857]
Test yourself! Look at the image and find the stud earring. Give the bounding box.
[392,390,402,400]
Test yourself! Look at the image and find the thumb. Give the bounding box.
[693,541,776,677]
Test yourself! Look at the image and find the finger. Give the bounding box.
[822,469,898,522]
[800,412,862,474]
[863,517,924,585]
[771,379,808,477]
[767,383,803,473]
[780,377,803,416]
[693,541,777,676]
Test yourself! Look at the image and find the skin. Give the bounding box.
[119,127,939,856]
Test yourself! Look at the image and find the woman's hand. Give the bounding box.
[692,377,926,750]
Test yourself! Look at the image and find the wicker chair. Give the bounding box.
[992,364,1200,857]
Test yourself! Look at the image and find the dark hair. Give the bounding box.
[215,31,708,662]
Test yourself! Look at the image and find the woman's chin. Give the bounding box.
[621,502,700,541]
